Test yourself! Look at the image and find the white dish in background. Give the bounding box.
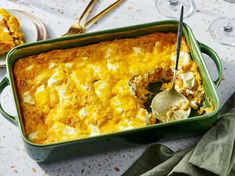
[0,9,38,67]
[13,9,47,40]
[9,10,38,42]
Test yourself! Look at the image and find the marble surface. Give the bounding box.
[0,0,234,175]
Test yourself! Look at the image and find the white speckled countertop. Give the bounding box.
[0,0,234,175]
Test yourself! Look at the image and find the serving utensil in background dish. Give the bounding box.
[151,6,191,122]
[63,0,124,36]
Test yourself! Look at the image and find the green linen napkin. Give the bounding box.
[123,92,235,176]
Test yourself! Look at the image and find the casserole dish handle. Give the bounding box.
[0,76,17,125]
[198,42,223,87]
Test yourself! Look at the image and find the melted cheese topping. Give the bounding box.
[0,8,24,54]
[13,33,208,144]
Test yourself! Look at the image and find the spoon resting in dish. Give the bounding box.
[151,6,191,122]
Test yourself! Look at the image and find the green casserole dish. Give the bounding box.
[0,20,222,162]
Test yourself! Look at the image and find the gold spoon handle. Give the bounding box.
[84,0,125,28]
[78,0,98,23]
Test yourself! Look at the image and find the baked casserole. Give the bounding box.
[13,32,212,144]
[0,8,24,55]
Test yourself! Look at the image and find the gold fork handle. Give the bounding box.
[84,0,125,28]
[77,0,98,23]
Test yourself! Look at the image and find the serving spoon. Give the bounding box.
[63,0,124,36]
[151,6,191,122]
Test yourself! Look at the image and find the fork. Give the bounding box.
[63,0,125,36]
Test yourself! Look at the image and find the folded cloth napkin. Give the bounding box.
[123,92,235,176]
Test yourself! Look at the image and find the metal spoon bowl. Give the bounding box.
[151,6,191,122]
[151,86,191,122]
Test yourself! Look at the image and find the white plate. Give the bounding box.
[0,9,38,67]
[13,9,47,40]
